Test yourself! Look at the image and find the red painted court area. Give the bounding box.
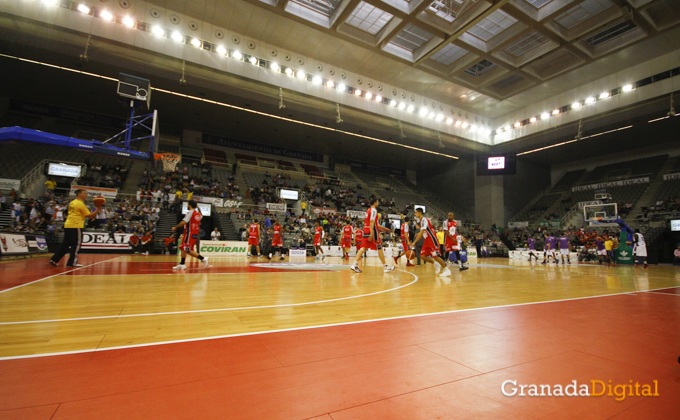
[0,284,678,419]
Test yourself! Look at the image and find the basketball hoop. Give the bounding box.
[155,153,181,172]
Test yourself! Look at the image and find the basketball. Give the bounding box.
[93,196,106,208]
[405,250,416,260]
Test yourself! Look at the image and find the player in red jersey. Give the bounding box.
[313,221,325,260]
[350,199,394,273]
[354,224,363,256]
[393,216,414,267]
[247,219,261,257]
[341,220,353,261]
[171,200,209,270]
[413,207,450,276]
[271,220,285,261]
[444,212,467,271]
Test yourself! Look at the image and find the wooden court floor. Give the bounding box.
[0,255,679,419]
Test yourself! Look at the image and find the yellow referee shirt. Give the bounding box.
[605,240,614,251]
[436,230,445,245]
[64,199,91,228]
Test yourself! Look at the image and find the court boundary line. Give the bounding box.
[640,290,680,296]
[0,256,124,294]
[1,282,678,361]
[0,269,420,326]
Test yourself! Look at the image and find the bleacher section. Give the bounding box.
[580,155,667,184]
[203,148,229,166]
[552,169,586,190]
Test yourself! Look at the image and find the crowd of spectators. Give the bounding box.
[74,160,129,188]
[640,196,680,218]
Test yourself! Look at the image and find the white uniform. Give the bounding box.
[633,233,647,257]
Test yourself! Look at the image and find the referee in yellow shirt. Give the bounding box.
[50,189,102,267]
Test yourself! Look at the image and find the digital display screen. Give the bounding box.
[47,163,82,178]
[181,202,212,217]
[671,220,680,232]
[488,156,506,170]
[280,189,299,200]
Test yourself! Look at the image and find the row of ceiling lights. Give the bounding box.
[497,84,636,134]
[37,0,491,137]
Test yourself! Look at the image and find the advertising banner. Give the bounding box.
[288,248,307,257]
[571,177,649,192]
[198,241,248,256]
[347,210,365,218]
[509,250,578,260]
[266,203,286,213]
[578,200,603,209]
[0,234,29,255]
[81,232,134,250]
[0,178,21,191]
[508,222,529,228]
[70,185,118,199]
[663,173,680,181]
[49,163,82,178]
[27,235,48,253]
[313,207,337,216]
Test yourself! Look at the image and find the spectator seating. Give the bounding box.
[235,154,258,165]
[204,148,229,166]
[579,155,667,185]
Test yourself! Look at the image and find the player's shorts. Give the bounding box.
[314,236,322,247]
[356,241,362,250]
[272,238,283,247]
[597,249,606,256]
[560,249,570,255]
[341,239,351,248]
[248,237,258,246]
[361,237,382,251]
[544,248,554,255]
[633,245,647,257]
[181,235,197,253]
[420,244,440,258]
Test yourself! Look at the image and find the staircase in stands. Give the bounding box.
[155,209,178,242]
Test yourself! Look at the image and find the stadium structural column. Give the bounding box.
[474,175,505,227]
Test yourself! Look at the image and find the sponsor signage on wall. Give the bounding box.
[70,185,118,199]
[49,163,82,178]
[508,222,529,228]
[81,232,135,250]
[578,200,603,209]
[663,173,680,181]
[266,203,286,212]
[0,234,29,254]
[202,134,324,162]
[313,207,337,216]
[0,178,21,190]
[198,241,248,256]
[571,177,649,192]
[347,210,365,218]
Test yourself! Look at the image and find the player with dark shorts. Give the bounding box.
[171,200,209,270]
[527,236,538,262]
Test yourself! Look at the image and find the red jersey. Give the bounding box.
[184,209,202,236]
[273,224,282,241]
[419,216,439,248]
[342,225,353,240]
[249,223,260,239]
[400,223,409,241]
[354,228,362,245]
[363,207,380,242]
[445,220,458,247]
[314,226,324,239]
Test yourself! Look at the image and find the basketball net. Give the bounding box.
[156,153,181,172]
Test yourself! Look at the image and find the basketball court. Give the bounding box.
[0,255,678,419]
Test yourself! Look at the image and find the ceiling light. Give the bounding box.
[354,89,362,96]
[552,109,560,115]
[622,84,634,92]
[337,83,346,91]
[496,128,503,134]
[100,10,114,21]
[190,38,201,48]
[514,122,521,128]
[232,51,242,60]
[460,94,467,98]
[390,100,397,107]
[529,117,537,123]
[462,122,468,129]
[77,4,90,14]
[375,95,382,102]
[470,125,476,131]
[585,97,595,104]
[122,16,135,27]
[152,26,165,37]
[599,92,610,99]
[270,62,279,72]
[455,120,461,126]
[312,76,322,84]
[505,125,511,131]
[249,56,258,65]
[419,108,428,117]
[297,71,306,79]
[42,0,58,6]
[398,102,405,110]
[541,112,550,119]
[365,92,373,99]
[571,102,581,109]
[428,112,436,119]
[436,114,444,121]
[407,105,414,112]
[171,31,183,42]
[285,68,293,76]
[216,45,227,55]
[446,118,453,124]
[325,80,334,88]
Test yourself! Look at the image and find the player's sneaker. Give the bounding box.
[434,261,441,274]
[541,261,547,265]
[49,260,59,267]
[202,257,210,268]
[350,262,362,273]
[459,266,469,272]
[172,264,187,270]
[66,264,84,267]
[567,261,571,264]
[322,255,326,260]
[384,265,395,272]
[267,255,272,260]
[279,257,285,261]
[315,256,320,260]
[247,253,251,257]
[406,262,415,267]
[643,263,648,269]
[440,268,452,277]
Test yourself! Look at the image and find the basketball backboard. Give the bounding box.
[583,203,618,222]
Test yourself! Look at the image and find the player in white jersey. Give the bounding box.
[350,199,395,273]
[413,208,451,276]
[632,229,648,268]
